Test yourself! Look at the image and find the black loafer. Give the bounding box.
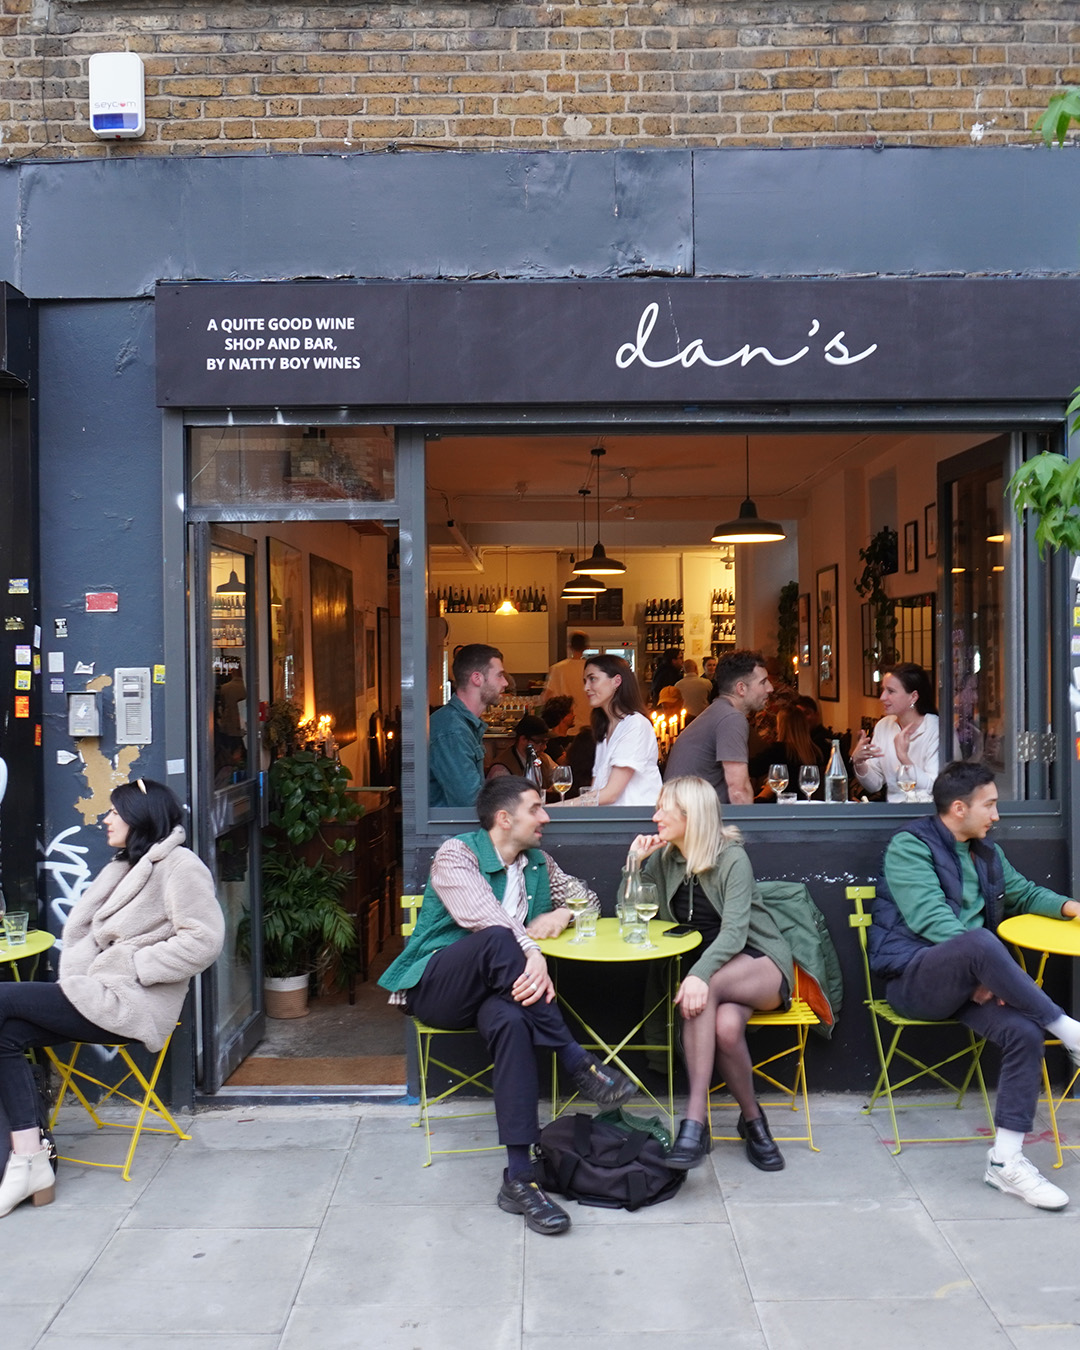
[737,1110,785,1171]
[569,1052,635,1108]
[497,1174,571,1235]
[667,1118,713,1170]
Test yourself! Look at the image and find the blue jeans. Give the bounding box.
[886,928,1062,1133]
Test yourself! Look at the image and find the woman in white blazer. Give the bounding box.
[0,778,224,1217]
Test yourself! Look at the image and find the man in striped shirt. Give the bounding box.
[380,775,633,1235]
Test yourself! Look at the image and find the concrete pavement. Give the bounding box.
[5,1094,1080,1348]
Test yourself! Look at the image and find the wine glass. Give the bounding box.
[798,764,820,801]
[897,764,917,802]
[565,885,592,944]
[767,763,789,798]
[635,880,660,950]
[551,765,572,800]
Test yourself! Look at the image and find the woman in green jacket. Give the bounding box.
[626,775,793,1173]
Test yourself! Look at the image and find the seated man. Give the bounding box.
[486,714,556,791]
[874,760,1080,1210]
[379,776,633,1235]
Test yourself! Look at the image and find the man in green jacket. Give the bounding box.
[877,761,1080,1210]
[380,776,634,1235]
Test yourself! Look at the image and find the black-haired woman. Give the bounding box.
[853,662,940,802]
[0,778,224,1217]
[584,654,662,807]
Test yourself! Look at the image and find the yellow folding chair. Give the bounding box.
[44,1028,189,1181]
[708,965,822,1151]
[847,885,993,1154]
[400,894,499,1167]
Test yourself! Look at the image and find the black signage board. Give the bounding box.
[156,278,1080,408]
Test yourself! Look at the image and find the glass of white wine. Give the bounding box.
[565,885,592,944]
[798,764,820,801]
[767,763,789,799]
[551,765,572,801]
[897,764,917,802]
[635,880,660,950]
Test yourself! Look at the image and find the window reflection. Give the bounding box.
[190,425,394,505]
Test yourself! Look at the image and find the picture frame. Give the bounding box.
[904,520,918,573]
[798,592,811,669]
[266,537,305,707]
[309,552,357,745]
[816,564,839,702]
[924,502,938,558]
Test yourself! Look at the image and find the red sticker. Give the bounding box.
[85,591,119,612]
[14,695,29,718]
[34,723,41,746]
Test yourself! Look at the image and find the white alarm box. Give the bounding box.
[88,52,145,140]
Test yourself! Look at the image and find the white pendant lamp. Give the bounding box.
[711,437,786,544]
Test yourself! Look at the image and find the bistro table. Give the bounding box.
[997,912,1080,1167]
[0,928,55,981]
[537,917,701,1129]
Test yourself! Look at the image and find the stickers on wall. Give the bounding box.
[4,617,23,631]
[34,724,41,747]
[73,660,95,675]
[85,592,118,613]
[7,578,28,595]
[153,665,166,685]
[14,645,30,664]
[49,677,64,694]
[14,670,31,691]
[32,654,40,675]
[54,618,67,639]
[56,750,77,765]
[14,696,29,718]
[48,652,64,673]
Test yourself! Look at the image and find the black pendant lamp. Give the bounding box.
[573,447,627,576]
[562,489,607,595]
[711,437,786,544]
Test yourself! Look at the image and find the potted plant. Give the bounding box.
[776,580,799,685]
[1007,453,1080,556]
[266,749,364,860]
[255,854,357,1017]
[854,526,899,675]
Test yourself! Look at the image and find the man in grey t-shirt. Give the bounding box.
[664,650,773,803]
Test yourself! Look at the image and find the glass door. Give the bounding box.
[191,523,265,1092]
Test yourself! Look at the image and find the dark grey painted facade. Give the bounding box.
[3,146,1077,1101]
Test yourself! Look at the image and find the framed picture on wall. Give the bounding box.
[310,553,357,745]
[904,520,918,573]
[816,564,839,702]
[798,592,811,669]
[924,502,938,558]
[267,537,305,707]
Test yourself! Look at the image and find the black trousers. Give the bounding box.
[0,982,119,1133]
[886,928,1062,1134]
[407,927,577,1147]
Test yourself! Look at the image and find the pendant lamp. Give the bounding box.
[494,546,518,615]
[563,487,607,596]
[710,437,786,544]
[573,447,626,576]
[215,569,247,595]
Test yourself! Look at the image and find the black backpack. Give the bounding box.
[536,1112,687,1211]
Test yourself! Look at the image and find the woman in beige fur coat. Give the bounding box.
[0,778,224,1217]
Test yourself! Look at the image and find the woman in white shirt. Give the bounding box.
[853,662,940,802]
[583,654,662,807]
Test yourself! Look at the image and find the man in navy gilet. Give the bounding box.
[874,760,1080,1209]
[379,776,634,1235]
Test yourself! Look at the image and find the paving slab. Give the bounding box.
[0,1202,127,1304]
[727,1196,969,1301]
[331,1120,504,1207]
[282,1303,522,1350]
[6,1305,57,1350]
[297,1203,524,1311]
[939,1218,1080,1326]
[522,1220,758,1337]
[187,1106,360,1152]
[49,1227,317,1336]
[755,1291,1013,1349]
[1005,1327,1080,1348]
[125,1143,346,1228]
[40,1338,279,1350]
[894,1139,1080,1221]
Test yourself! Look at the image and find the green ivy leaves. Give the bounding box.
[1006,450,1080,558]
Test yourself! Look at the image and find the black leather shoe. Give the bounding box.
[497,1174,571,1235]
[569,1052,635,1108]
[737,1110,785,1171]
[667,1118,713,1170]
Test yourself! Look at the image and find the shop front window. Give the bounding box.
[189,425,395,505]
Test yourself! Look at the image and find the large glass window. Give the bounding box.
[190,425,394,505]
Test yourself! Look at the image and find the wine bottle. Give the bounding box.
[825,739,848,803]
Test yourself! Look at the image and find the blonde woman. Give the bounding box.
[624,776,794,1172]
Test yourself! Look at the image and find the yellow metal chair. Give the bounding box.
[44,1029,189,1181]
[400,894,499,1167]
[708,965,822,1151]
[847,885,993,1153]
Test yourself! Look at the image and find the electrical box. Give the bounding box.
[88,52,145,140]
[67,691,101,738]
[114,667,152,744]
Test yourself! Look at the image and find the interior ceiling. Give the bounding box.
[425,430,973,535]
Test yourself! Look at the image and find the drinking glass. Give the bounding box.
[575,905,599,940]
[634,880,660,950]
[551,765,572,800]
[767,764,789,797]
[2,912,28,946]
[798,765,820,801]
[565,886,592,944]
[897,764,917,802]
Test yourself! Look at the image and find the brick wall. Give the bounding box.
[2,2,1079,157]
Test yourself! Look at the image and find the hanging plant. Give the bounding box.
[776,580,799,682]
[1006,453,1080,557]
[854,526,898,671]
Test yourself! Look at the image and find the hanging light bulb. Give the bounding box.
[573,447,627,575]
[494,545,518,615]
[710,437,786,544]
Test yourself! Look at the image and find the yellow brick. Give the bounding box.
[254,118,317,138]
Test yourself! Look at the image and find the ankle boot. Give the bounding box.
[737,1109,785,1172]
[0,1148,56,1218]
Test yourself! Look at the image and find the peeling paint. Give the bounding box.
[72,728,140,825]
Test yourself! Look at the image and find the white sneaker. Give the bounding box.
[984,1150,1069,1210]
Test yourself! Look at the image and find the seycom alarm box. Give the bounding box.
[88,52,145,140]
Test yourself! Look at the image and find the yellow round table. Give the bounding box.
[997,912,1080,1166]
[0,928,55,979]
[537,917,701,1127]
